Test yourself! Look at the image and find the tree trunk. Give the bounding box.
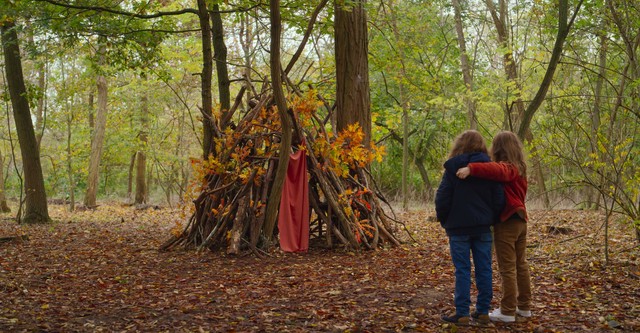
[88,92,94,129]
[517,0,580,210]
[386,1,410,210]
[197,0,215,158]
[0,151,11,212]
[485,0,525,130]
[335,0,371,147]
[211,4,231,128]
[26,21,46,149]
[262,0,293,243]
[452,0,477,130]
[1,21,50,223]
[61,57,75,212]
[84,41,108,208]
[35,62,45,149]
[240,12,255,109]
[66,112,75,212]
[127,152,135,200]
[517,0,582,139]
[588,17,607,210]
[135,94,149,204]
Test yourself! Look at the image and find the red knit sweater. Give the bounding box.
[468,162,528,222]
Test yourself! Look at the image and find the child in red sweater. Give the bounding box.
[456,131,532,323]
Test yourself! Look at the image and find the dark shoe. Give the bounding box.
[442,313,470,325]
[471,312,491,326]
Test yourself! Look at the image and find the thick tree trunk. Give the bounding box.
[335,0,371,147]
[1,21,50,223]
[26,21,46,149]
[84,42,108,208]
[452,0,477,130]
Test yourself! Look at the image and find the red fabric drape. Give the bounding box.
[278,149,309,252]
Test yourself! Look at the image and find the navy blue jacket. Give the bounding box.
[435,152,505,236]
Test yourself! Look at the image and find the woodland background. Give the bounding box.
[0,0,639,331]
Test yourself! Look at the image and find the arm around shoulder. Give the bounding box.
[469,162,520,182]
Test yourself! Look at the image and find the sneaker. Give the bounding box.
[489,308,515,323]
[471,312,490,326]
[516,307,532,317]
[441,313,470,325]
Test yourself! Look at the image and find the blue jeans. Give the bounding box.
[449,232,493,316]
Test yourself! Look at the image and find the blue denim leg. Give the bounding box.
[471,232,493,314]
[449,235,471,316]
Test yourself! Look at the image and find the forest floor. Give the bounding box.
[0,202,639,333]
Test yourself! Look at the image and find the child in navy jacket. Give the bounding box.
[435,130,505,325]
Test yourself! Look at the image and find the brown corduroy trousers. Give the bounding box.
[493,218,532,316]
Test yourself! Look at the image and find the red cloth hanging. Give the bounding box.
[278,149,309,252]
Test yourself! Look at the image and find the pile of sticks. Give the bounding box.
[160,90,410,254]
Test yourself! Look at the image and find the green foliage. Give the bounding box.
[0,0,636,226]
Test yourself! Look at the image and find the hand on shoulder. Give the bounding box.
[456,167,470,179]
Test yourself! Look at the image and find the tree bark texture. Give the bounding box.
[0,151,11,212]
[1,21,50,223]
[335,0,371,147]
[84,42,108,208]
[211,4,231,128]
[452,0,477,130]
[66,113,76,212]
[197,0,215,158]
[262,0,293,243]
[135,94,149,204]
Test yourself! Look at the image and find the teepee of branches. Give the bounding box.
[160,88,412,255]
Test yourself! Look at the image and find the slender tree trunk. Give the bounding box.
[0,151,11,212]
[35,62,45,149]
[517,0,582,138]
[135,94,148,204]
[386,1,410,210]
[88,92,94,129]
[197,0,214,158]
[240,12,255,108]
[487,0,581,208]
[452,0,477,130]
[589,19,607,210]
[335,0,371,147]
[60,57,75,212]
[1,21,50,223]
[84,42,108,208]
[127,152,135,200]
[485,0,526,130]
[66,113,75,212]
[211,4,231,128]
[263,0,293,243]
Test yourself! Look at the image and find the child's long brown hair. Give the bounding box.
[490,131,527,177]
[448,130,488,159]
